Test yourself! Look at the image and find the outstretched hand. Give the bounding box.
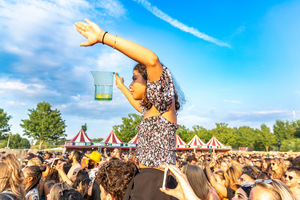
[115,73,124,89]
[75,19,104,46]
[160,164,200,200]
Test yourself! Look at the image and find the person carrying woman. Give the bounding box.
[75,19,183,199]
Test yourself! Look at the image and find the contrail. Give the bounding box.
[133,0,230,47]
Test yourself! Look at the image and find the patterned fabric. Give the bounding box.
[135,66,177,168]
[25,187,39,200]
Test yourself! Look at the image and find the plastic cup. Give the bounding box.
[91,71,115,101]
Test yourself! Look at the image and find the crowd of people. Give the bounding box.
[0,150,299,200]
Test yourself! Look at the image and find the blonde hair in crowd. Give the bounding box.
[224,164,242,191]
[255,179,294,200]
[27,157,42,166]
[272,158,285,179]
[0,154,25,200]
[182,164,210,200]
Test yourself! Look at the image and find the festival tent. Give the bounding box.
[128,134,138,144]
[206,136,231,151]
[65,129,95,150]
[187,135,208,150]
[175,134,191,150]
[101,130,135,149]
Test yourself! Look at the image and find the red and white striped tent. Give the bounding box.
[128,134,138,144]
[65,129,94,149]
[101,130,123,143]
[71,129,92,143]
[206,136,231,151]
[176,134,190,150]
[188,135,206,146]
[187,135,207,150]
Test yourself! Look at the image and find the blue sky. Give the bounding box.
[0,0,299,141]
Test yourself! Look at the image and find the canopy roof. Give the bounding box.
[206,136,225,147]
[188,135,206,146]
[101,130,123,143]
[175,134,187,145]
[70,129,92,143]
[128,134,138,144]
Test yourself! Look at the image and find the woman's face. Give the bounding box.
[129,70,147,100]
[22,168,33,186]
[285,171,299,188]
[232,188,248,200]
[271,161,278,171]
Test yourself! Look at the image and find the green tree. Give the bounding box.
[113,113,142,142]
[281,138,300,152]
[92,138,104,142]
[177,125,193,142]
[82,123,87,133]
[0,108,12,138]
[191,125,211,143]
[233,126,256,149]
[258,124,277,152]
[273,120,296,149]
[0,133,31,149]
[210,123,235,145]
[20,102,67,149]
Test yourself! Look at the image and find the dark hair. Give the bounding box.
[73,169,90,200]
[292,156,300,167]
[287,166,300,176]
[44,163,60,183]
[63,162,72,175]
[73,151,82,163]
[133,63,183,111]
[60,189,84,200]
[25,166,43,193]
[95,160,137,200]
[241,166,259,180]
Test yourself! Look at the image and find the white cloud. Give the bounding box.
[224,99,242,104]
[133,0,230,47]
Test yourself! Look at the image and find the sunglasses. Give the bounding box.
[271,163,276,166]
[284,174,295,181]
[238,177,244,182]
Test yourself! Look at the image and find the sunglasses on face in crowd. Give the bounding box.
[271,163,276,166]
[284,174,297,181]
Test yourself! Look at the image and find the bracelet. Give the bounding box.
[102,31,108,45]
[113,35,117,49]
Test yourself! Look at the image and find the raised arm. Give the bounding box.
[75,19,162,81]
[115,73,142,113]
[205,161,228,197]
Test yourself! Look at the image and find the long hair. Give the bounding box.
[0,154,25,200]
[182,164,210,200]
[73,169,90,200]
[224,164,242,190]
[49,182,73,200]
[272,158,285,179]
[25,166,43,193]
[133,63,185,111]
[255,179,294,200]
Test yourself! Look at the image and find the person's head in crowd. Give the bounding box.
[95,159,137,200]
[249,179,294,200]
[271,158,285,179]
[48,182,73,200]
[182,164,211,200]
[292,156,300,167]
[256,171,270,180]
[186,155,197,165]
[69,151,82,164]
[85,151,101,169]
[224,164,242,191]
[255,160,263,169]
[23,165,44,193]
[60,189,84,200]
[232,184,252,200]
[0,154,25,200]
[214,170,226,186]
[237,156,243,163]
[284,159,292,168]
[44,152,52,160]
[285,166,300,190]
[26,152,35,160]
[111,148,122,159]
[220,160,230,172]
[239,166,259,184]
[28,157,43,166]
[73,169,90,199]
[43,161,60,183]
[263,158,272,170]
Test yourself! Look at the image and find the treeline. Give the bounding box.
[113,113,300,152]
[177,120,300,152]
